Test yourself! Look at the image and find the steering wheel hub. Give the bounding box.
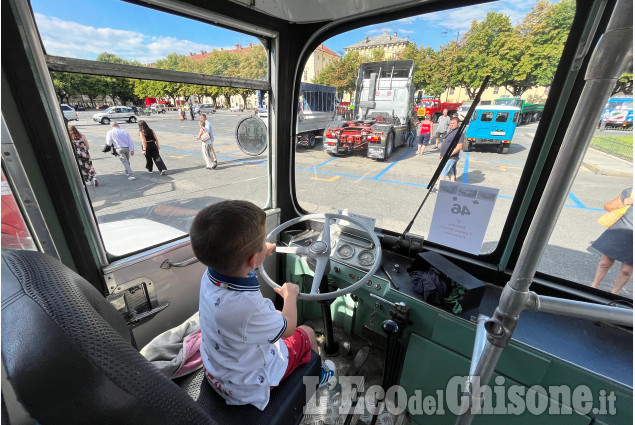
[310,241,329,254]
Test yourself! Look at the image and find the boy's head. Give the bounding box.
[190,200,266,275]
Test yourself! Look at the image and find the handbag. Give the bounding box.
[200,130,211,144]
[597,191,632,227]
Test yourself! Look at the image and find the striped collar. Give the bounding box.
[206,268,260,291]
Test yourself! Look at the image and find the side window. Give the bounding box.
[495,112,509,122]
[33,3,271,258]
[481,112,494,122]
[471,113,477,122]
[512,112,519,123]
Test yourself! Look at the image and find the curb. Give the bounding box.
[581,161,633,178]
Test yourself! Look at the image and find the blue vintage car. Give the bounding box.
[465,105,521,154]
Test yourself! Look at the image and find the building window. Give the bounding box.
[303,70,308,81]
[493,87,499,94]
[449,88,455,95]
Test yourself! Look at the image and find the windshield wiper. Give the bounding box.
[399,75,490,241]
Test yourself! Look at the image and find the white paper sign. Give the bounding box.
[428,181,499,254]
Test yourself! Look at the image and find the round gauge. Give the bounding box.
[336,243,355,259]
[358,250,376,266]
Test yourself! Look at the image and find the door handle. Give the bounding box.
[127,302,170,325]
[160,257,199,269]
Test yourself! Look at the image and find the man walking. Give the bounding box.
[434,109,450,149]
[189,102,195,120]
[434,116,464,191]
[106,122,136,180]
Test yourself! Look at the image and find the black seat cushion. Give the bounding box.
[175,351,320,425]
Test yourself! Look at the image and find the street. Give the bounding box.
[72,110,633,296]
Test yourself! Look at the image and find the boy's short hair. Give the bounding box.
[190,200,266,274]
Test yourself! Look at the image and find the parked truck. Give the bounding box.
[296,83,338,148]
[414,98,461,122]
[493,97,544,125]
[323,60,415,160]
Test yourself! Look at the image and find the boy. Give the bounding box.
[190,200,335,410]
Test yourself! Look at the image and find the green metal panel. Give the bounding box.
[401,334,591,425]
[432,315,551,386]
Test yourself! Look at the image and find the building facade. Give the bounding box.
[344,32,410,60]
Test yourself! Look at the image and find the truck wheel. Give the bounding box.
[499,145,509,154]
[462,142,471,152]
[308,133,316,149]
[432,113,440,123]
[381,133,394,160]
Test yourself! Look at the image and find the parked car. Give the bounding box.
[74,104,86,111]
[61,104,78,122]
[193,103,216,116]
[230,104,245,112]
[96,105,109,109]
[92,106,138,125]
[457,104,474,122]
[150,103,167,114]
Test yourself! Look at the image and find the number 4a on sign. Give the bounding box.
[428,181,499,255]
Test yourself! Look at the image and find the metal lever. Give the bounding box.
[160,257,199,269]
[127,302,170,325]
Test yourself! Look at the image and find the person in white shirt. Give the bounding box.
[195,113,218,169]
[106,122,136,180]
[190,200,335,410]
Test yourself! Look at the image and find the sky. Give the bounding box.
[31,0,534,64]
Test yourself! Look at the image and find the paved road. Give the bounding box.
[72,110,633,297]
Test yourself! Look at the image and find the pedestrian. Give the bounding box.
[195,113,218,169]
[179,106,185,121]
[106,121,136,180]
[138,120,168,175]
[590,188,633,294]
[434,116,464,191]
[416,115,434,156]
[434,109,450,149]
[189,103,195,120]
[67,125,98,186]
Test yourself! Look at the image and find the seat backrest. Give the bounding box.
[1,250,214,425]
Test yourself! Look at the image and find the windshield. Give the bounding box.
[294,1,632,298]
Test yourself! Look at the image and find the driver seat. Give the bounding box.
[1,250,320,425]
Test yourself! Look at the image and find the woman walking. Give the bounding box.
[590,187,633,294]
[68,125,98,186]
[138,120,168,175]
[416,115,433,156]
[195,114,217,169]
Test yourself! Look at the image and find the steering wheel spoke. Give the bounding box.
[309,256,329,294]
[276,245,311,255]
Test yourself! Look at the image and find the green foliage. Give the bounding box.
[315,51,362,98]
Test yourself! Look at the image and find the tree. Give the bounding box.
[315,51,362,99]
[96,52,138,104]
[613,73,633,95]
[51,72,81,104]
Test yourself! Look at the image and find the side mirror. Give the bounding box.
[235,116,268,156]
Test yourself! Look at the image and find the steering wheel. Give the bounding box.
[258,213,382,301]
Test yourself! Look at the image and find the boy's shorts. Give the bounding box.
[280,327,312,381]
[434,131,447,139]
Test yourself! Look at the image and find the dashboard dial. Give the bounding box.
[358,250,375,266]
[336,243,355,259]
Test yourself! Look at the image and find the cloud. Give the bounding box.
[34,13,218,63]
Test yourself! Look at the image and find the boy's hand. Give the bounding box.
[266,242,277,257]
[274,282,299,300]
